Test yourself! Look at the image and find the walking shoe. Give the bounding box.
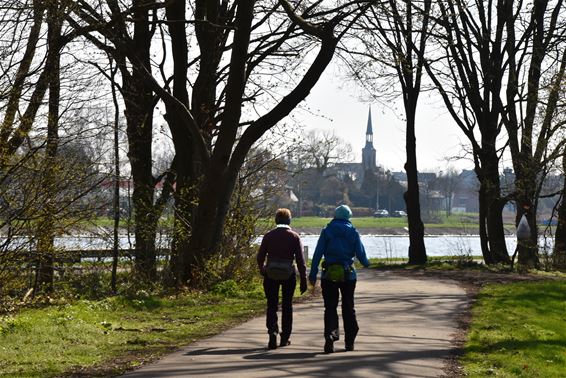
[324,338,334,353]
[268,333,277,349]
[345,343,354,351]
[279,337,291,347]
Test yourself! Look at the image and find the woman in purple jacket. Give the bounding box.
[257,208,308,349]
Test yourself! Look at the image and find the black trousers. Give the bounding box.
[321,279,359,345]
[263,273,296,338]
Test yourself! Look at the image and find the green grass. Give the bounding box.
[91,212,503,233]
[463,281,566,377]
[284,216,407,228]
[367,255,484,265]
[263,213,493,230]
[0,281,266,377]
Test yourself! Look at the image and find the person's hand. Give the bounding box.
[259,266,266,277]
[300,280,308,294]
[309,279,316,287]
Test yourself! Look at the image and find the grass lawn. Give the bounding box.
[463,280,566,377]
[91,213,506,233]
[0,280,267,377]
[367,255,484,266]
[269,213,489,230]
[91,213,481,232]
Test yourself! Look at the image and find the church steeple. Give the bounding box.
[366,107,374,146]
[362,106,377,170]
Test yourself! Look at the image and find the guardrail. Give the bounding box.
[13,249,171,263]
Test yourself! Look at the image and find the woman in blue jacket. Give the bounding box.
[309,205,370,353]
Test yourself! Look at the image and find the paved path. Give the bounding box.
[123,270,467,377]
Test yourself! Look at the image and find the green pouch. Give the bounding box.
[325,263,347,282]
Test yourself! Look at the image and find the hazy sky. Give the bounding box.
[297,66,474,173]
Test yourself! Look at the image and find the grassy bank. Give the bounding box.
[92,213,485,231]
[265,214,489,230]
[0,280,266,377]
[463,280,566,377]
[371,263,566,377]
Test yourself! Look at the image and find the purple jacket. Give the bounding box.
[257,225,307,284]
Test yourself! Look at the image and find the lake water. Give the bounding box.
[300,234,522,259]
[6,234,553,260]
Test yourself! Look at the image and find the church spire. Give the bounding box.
[365,106,373,145]
[366,106,373,136]
[362,105,376,170]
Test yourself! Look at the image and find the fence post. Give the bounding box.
[303,246,309,264]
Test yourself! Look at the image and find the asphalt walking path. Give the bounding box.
[123,269,467,377]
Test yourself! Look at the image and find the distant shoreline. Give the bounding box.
[293,226,516,236]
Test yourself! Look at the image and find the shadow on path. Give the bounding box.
[123,270,468,378]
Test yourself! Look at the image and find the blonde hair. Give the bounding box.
[275,208,292,225]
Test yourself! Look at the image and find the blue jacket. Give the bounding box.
[309,219,370,282]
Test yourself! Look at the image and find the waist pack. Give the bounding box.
[323,263,351,282]
[265,259,294,280]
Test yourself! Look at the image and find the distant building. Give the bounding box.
[326,107,407,210]
[452,169,479,212]
[361,107,377,172]
[328,106,379,186]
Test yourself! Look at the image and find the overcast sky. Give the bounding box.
[297,65,475,173]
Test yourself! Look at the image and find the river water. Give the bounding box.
[52,234,527,259]
[300,234,523,259]
[8,234,553,260]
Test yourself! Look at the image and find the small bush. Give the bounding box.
[211,280,240,297]
[0,316,31,335]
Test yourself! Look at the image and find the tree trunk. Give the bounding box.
[126,108,157,281]
[36,0,63,292]
[477,185,494,264]
[110,63,120,294]
[404,110,426,264]
[553,156,566,270]
[480,152,510,264]
[514,163,540,269]
[486,196,509,263]
[0,0,45,155]
[123,1,157,281]
[180,165,237,284]
[162,0,202,285]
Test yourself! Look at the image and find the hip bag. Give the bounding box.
[265,259,294,280]
[323,262,352,282]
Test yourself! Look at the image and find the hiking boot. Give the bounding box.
[279,337,291,347]
[345,343,354,351]
[268,333,277,349]
[324,338,334,353]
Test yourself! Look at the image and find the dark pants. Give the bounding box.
[263,273,296,338]
[321,279,359,345]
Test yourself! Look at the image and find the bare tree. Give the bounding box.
[553,152,566,270]
[434,168,460,217]
[68,1,370,285]
[33,0,66,292]
[499,0,566,268]
[420,0,512,264]
[420,0,566,267]
[345,0,432,264]
[300,129,353,174]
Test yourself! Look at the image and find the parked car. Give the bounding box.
[373,209,389,218]
[392,210,407,217]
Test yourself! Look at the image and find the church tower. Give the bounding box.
[362,107,377,171]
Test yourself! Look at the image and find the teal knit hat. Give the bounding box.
[334,205,352,220]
